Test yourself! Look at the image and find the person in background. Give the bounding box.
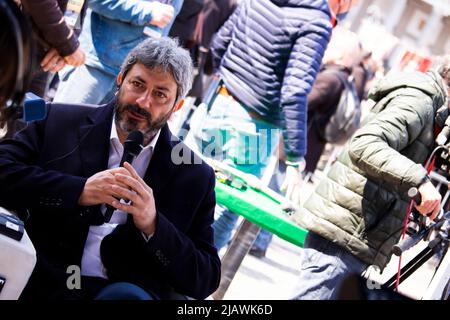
[292,57,450,300]
[1,0,88,139]
[303,27,363,175]
[53,0,183,105]
[208,0,357,255]
[186,0,238,100]
[251,28,364,257]
[168,0,205,49]
[21,0,88,97]
[191,0,357,252]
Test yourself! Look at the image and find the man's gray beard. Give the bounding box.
[114,103,174,143]
[114,86,177,143]
[115,114,158,143]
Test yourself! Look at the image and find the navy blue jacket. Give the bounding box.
[0,102,220,300]
[211,0,332,161]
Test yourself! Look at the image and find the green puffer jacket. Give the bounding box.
[294,70,449,269]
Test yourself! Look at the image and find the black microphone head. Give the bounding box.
[124,130,144,156]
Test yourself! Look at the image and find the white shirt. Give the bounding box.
[81,119,160,278]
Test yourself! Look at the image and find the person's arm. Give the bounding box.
[280,20,332,162]
[0,113,87,212]
[89,0,173,27]
[348,93,442,219]
[278,19,331,204]
[100,166,221,299]
[21,0,80,57]
[348,94,432,190]
[160,0,184,36]
[210,2,241,71]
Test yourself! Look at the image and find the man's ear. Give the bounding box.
[174,99,184,112]
[117,73,123,86]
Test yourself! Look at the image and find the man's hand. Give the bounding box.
[41,48,66,72]
[415,180,441,221]
[78,167,132,207]
[63,47,86,66]
[280,164,303,206]
[109,162,157,236]
[148,2,174,29]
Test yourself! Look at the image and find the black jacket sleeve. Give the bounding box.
[0,108,87,212]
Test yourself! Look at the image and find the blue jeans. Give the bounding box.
[212,203,240,250]
[54,65,116,105]
[293,232,368,300]
[95,282,156,300]
[252,228,273,252]
[189,90,280,250]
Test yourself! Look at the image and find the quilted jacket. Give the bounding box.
[294,70,449,269]
[211,0,332,161]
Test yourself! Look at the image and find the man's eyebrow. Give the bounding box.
[131,75,146,83]
[154,85,170,92]
[128,75,172,92]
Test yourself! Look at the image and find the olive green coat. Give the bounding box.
[294,70,449,269]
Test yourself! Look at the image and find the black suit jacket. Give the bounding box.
[0,101,220,300]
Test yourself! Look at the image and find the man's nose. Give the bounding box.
[135,91,152,109]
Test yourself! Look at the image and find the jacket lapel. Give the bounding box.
[78,101,115,178]
[126,125,179,225]
[143,124,178,198]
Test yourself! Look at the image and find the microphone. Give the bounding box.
[104,130,144,222]
[436,117,450,146]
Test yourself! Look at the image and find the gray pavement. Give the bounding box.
[220,232,442,300]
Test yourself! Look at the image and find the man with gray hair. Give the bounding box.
[0,37,221,300]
